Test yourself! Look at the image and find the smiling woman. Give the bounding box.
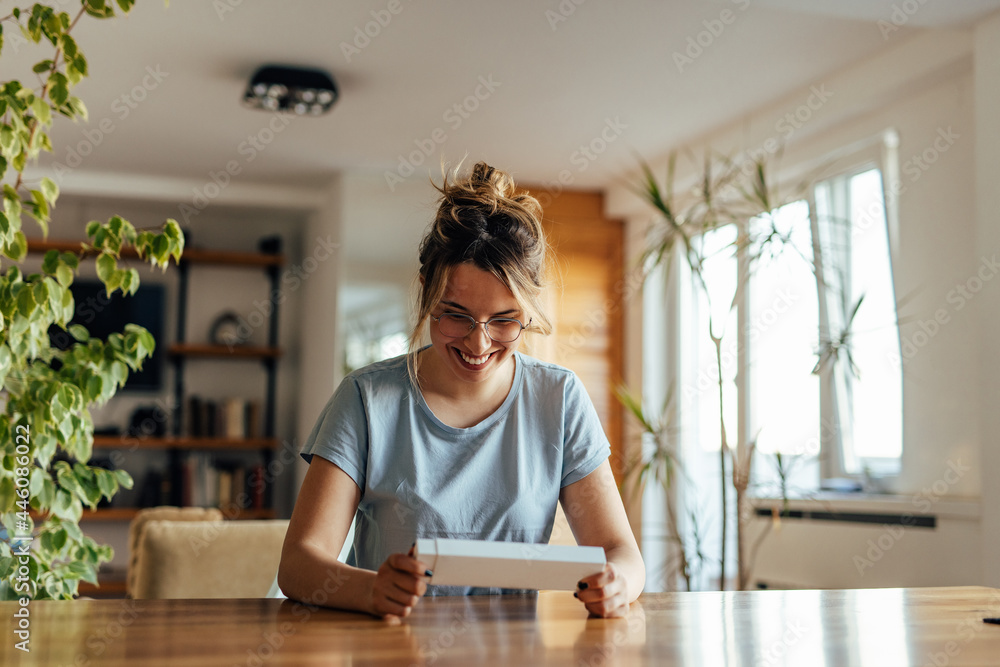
[278,161,644,621]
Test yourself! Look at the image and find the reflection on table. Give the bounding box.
[1,586,998,665]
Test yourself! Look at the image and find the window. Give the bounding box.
[814,168,903,476]
[677,165,902,496]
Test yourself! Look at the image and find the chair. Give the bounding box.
[128,506,289,599]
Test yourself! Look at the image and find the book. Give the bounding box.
[413,538,606,591]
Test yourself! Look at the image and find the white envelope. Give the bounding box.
[414,538,606,590]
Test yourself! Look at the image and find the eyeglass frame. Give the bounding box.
[430,312,532,343]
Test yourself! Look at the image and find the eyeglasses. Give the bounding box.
[431,313,531,343]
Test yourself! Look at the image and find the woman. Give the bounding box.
[278,162,644,621]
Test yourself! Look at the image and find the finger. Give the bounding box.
[373,596,413,618]
[584,591,629,618]
[387,552,434,578]
[578,563,617,591]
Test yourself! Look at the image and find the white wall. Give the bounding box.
[606,22,997,587]
[974,11,1000,588]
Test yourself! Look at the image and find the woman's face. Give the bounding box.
[427,262,525,387]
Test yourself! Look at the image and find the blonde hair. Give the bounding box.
[407,161,552,385]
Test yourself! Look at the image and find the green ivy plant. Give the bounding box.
[0,0,183,600]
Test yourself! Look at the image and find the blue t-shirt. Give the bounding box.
[299,351,611,595]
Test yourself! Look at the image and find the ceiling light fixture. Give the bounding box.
[242,65,338,116]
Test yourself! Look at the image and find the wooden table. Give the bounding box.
[3,586,999,665]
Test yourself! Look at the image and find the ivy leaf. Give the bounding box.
[46,73,69,107]
[69,324,88,342]
[55,263,73,288]
[95,253,115,284]
[16,282,35,316]
[112,469,133,489]
[94,469,117,500]
[40,177,58,205]
[41,249,59,274]
[5,231,27,261]
[32,280,49,310]
[30,97,52,126]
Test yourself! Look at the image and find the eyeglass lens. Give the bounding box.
[437,314,523,342]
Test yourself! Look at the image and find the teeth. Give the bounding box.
[460,351,490,366]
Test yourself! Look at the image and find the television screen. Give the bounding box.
[50,280,166,391]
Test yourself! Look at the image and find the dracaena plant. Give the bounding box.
[0,0,182,600]
[621,150,817,591]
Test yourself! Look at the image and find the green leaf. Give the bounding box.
[30,97,52,126]
[40,177,58,205]
[16,282,35,316]
[95,253,115,283]
[86,374,103,401]
[69,324,89,342]
[112,469,133,489]
[32,59,54,74]
[32,280,49,310]
[59,33,77,59]
[55,264,73,288]
[95,469,116,500]
[0,126,15,154]
[51,527,68,552]
[85,220,101,237]
[6,231,27,260]
[0,477,13,514]
[41,249,59,274]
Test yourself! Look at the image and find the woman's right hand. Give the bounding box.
[368,550,433,622]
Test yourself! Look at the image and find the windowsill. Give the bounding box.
[750,491,981,520]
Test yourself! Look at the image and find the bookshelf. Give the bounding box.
[27,237,286,518]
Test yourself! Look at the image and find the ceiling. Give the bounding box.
[7,0,998,196]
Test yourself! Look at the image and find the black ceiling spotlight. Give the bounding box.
[242,65,338,116]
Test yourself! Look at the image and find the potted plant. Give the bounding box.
[621,150,818,590]
[0,0,182,600]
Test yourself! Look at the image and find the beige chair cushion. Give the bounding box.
[130,518,289,599]
[127,506,224,598]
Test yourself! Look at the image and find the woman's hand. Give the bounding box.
[575,562,630,618]
[367,550,433,622]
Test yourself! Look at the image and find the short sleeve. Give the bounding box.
[560,374,611,487]
[299,375,369,491]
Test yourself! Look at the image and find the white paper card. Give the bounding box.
[414,538,606,590]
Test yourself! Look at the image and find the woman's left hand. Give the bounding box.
[575,561,630,618]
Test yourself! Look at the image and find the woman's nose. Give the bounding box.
[465,321,493,353]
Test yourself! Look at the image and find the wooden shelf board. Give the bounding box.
[93,435,279,450]
[31,507,276,521]
[26,239,283,267]
[168,343,282,359]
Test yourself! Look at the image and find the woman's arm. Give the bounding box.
[278,455,431,621]
[560,459,645,617]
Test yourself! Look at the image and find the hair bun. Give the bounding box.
[471,162,496,184]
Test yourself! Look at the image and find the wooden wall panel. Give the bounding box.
[523,188,626,480]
